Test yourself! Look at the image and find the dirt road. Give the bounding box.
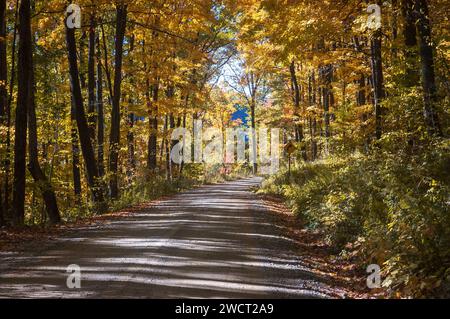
[0,178,350,298]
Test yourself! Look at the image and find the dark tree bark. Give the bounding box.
[66,21,104,204]
[0,0,7,224]
[163,115,171,181]
[96,35,105,178]
[126,113,135,179]
[147,79,158,171]
[87,14,97,146]
[320,64,333,140]
[126,35,135,181]
[79,32,86,89]
[70,101,82,199]
[100,23,114,107]
[179,112,187,175]
[12,0,32,225]
[289,60,307,161]
[308,72,318,160]
[415,0,442,136]
[108,4,127,198]
[0,0,6,121]
[250,98,257,174]
[401,0,419,87]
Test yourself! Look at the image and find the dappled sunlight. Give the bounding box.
[0,178,348,298]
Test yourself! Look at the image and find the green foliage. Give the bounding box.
[260,139,450,297]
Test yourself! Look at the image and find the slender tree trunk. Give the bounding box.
[320,65,333,141]
[66,20,104,204]
[179,112,187,176]
[0,0,6,121]
[147,80,158,171]
[108,4,127,199]
[162,115,170,180]
[0,0,7,224]
[250,99,257,174]
[87,14,97,147]
[309,72,318,160]
[100,23,114,107]
[96,35,105,178]
[289,60,307,161]
[126,113,135,179]
[70,101,82,200]
[126,35,135,181]
[79,32,86,89]
[401,0,419,86]
[415,0,442,136]
[12,0,32,225]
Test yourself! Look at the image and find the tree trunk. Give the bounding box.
[308,72,318,160]
[96,34,105,178]
[147,80,158,171]
[0,0,6,224]
[87,14,97,146]
[320,65,333,141]
[0,0,6,121]
[126,35,135,181]
[401,0,419,86]
[250,99,257,174]
[12,0,32,225]
[179,112,187,176]
[65,20,104,204]
[415,0,442,136]
[289,60,307,161]
[108,4,127,199]
[70,101,82,200]
[162,115,170,180]
[127,113,135,179]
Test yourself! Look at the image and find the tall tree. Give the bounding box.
[0,0,7,225]
[415,0,442,136]
[70,101,82,200]
[0,0,6,121]
[87,14,97,146]
[108,3,127,198]
[12,0,32,225]
[65,16,104,204]
[96,35,105,178]
[147,78,159,171]
[401,0,419,86]
[289,60,307,160]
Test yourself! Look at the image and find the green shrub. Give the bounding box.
[259,140,450,297]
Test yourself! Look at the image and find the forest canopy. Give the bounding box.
[0,0,449,297]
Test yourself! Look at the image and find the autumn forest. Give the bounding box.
[0,0,449,299]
